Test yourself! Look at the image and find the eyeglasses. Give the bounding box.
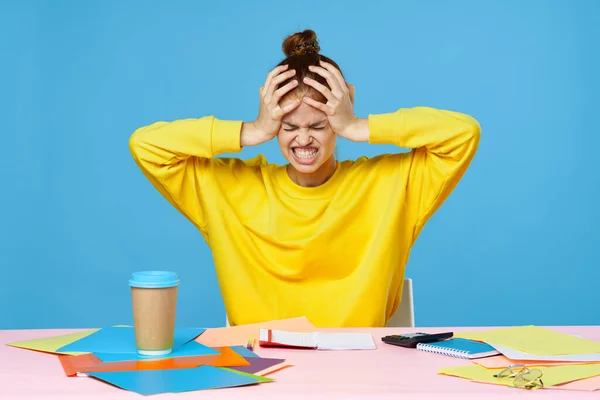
[493,364,544,390]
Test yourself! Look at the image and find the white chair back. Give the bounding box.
[386,278,415,327]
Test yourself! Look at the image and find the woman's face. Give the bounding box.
[277,98,337,175]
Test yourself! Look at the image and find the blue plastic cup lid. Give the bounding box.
[129,271,180,289]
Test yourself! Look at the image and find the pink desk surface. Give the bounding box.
[1,326,599,399]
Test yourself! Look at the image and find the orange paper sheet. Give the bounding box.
[473,355,599,369]
[260,362,291,376]
[196,317,315,348]
[59,346,249,377]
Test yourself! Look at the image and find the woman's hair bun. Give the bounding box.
[282,29,320,57]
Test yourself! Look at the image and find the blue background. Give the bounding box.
[1,0,598,329]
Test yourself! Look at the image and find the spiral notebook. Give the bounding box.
[416,338,500,359]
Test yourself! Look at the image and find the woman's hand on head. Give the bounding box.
[302,61,362,141]
[241,65,302,147]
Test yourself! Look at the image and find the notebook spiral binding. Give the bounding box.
[416,342,470,359]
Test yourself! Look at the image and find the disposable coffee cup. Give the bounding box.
[129,271,180,356]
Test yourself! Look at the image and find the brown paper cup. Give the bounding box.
[129,271,180,355]
[131,286,177,355]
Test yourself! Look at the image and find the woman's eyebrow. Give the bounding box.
[282,119,328,128]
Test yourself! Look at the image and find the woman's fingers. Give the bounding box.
[319,61,348,95]
[272,79,299,104]
[308,65,344,97]
[302,96,335,116]
[303,76,334,102]
[280,98,302,114]
[272,98,301,119]
[259,62,352,123]
[264,68,296,103]
[262,64,289,95]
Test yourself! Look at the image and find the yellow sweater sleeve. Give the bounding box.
[128,116,243,231]
[368,106,481,240]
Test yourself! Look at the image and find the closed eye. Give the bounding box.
[283,126,327,131]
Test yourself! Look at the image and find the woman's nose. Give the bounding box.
[296,130,312,146]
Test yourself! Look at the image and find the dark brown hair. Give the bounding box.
[276,29,344,103]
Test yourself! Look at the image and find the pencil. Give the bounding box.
[246,335,255,351]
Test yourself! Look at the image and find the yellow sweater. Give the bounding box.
[129,107,480,327]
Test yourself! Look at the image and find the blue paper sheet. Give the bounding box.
[57,326,205,354]
[88,365,261,395]
[94,339,218,362]
[231,345,260,358]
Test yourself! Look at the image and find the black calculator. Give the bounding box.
[381,332,453,348]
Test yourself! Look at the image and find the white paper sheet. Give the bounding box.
[259,329,376,350]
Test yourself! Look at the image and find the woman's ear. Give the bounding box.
[346,83,355,104]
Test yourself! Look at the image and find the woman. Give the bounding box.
[129,30,480,327]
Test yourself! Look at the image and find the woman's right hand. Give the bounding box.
[241,65,301,147]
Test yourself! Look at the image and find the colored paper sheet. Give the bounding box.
[255,362,290,376]
[489,343,600,362]
[230,345,260,358]
[59,347,249,377]
[439,363,600,388]
[473,355,598,369]
[220,368,274,383]
[196,317,314,348]
[60,354,104,376]
[88,365,268,395]
[94,340,217,362]
[470,374,600,392]
[6,329,99,355]
[455,326,600,355]
[229,357,288,376]
[58,327,205,354]
[552,375,600,391]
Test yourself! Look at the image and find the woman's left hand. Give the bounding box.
[302,61,361,141]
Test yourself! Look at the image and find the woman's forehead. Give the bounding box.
[282,101,327,125]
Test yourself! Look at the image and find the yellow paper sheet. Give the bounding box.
[552,375,600,391]
[473,355,597,369]
[196,317,315,348]
[6,329,99,355]
[455,326,600,355]
[439,363,600,388]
